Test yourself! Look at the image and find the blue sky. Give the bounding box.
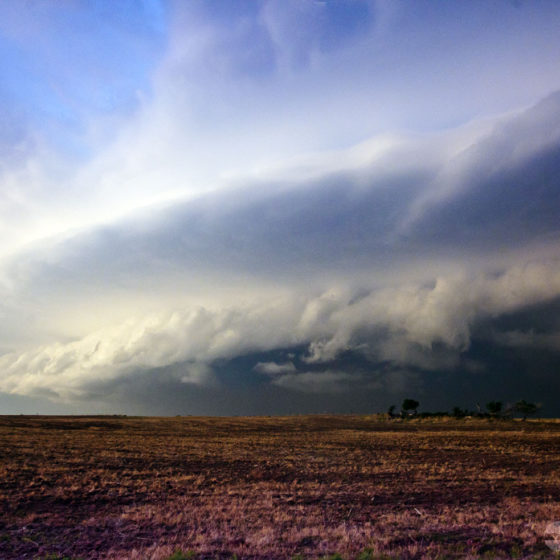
[1,1,560,415]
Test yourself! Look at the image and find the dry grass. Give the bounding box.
[1,415,559,559]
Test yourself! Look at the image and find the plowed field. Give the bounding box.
[1,415,559,559]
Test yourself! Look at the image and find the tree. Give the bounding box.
[387,405,396,419]
[486,401,503,417]
[515,400,540,420]
[401,398,419,417]
[452,406,467,418]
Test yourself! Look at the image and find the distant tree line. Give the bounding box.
[387,399,541,420]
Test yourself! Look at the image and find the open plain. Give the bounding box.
[1,415,560,559]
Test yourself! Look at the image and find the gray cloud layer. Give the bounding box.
[1,93,560,409]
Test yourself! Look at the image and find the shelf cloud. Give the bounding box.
[1,1,560,414]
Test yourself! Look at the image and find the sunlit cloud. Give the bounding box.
[1,1,560,413]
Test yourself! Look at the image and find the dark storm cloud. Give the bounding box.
[402,91,560,250]
[11,90,560,292]
[1,92,560,410]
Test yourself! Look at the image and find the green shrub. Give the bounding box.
[165,550,194,560]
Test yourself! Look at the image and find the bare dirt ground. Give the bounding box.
[1,415,560,559]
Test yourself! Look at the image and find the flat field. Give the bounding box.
[1,415,560,559]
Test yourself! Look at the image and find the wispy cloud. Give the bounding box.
[254,361,297,375]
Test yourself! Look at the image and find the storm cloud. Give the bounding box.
[0,1,560,414]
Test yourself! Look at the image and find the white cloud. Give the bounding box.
[254,361,297,375]
[2,259,560,401]
[180,362,215,386]
[301,261,560,365]
[0,297,306,399]
[2,1,559,264]
[1,3,560,410]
